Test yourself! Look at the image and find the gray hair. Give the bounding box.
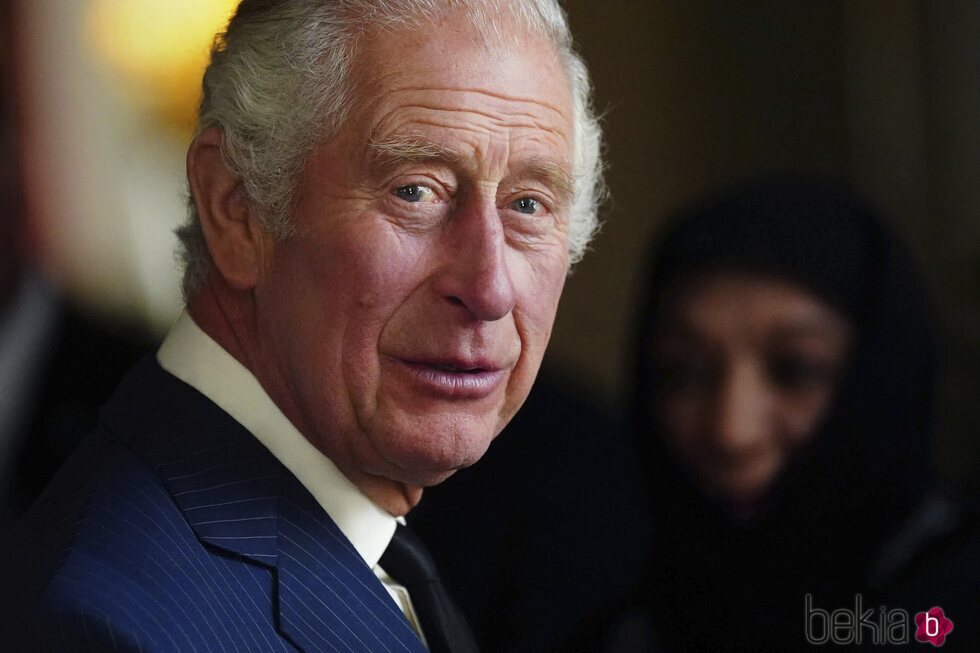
[177,0,605,298]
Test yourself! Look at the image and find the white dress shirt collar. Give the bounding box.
[157,310,397,568]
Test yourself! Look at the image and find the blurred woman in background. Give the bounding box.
[602,176,978,651]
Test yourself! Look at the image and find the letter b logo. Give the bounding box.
[804,594,830,645]
[915,607,954,647]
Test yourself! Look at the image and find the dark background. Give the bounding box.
[547,0,979,489]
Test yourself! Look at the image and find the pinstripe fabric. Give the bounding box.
[15,355,428,653]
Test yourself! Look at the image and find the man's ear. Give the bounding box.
[186,127,268,290]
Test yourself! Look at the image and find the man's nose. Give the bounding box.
[710,362,772,453]
[433,196,517,321]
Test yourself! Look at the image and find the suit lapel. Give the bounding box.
[277,475,426,653]
[101,356,426,653]
[101,355,283,562]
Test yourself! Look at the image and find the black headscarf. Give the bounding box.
[632,175,937,651]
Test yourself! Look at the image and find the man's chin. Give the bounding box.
[369,462,462,516]
[378,430,493,487]
[378,406,498,455]
[390,444,487,488]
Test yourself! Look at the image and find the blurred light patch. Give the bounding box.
[85,0,238,135]
[18,0,239,333]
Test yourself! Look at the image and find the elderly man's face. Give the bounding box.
[253,15,573,493]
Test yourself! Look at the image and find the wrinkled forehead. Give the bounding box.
[350,7,568,98]
[340,12,573,161]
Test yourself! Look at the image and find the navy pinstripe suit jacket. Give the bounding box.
[15,355,429,653]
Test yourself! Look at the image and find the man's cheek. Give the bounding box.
[352,249,430,308]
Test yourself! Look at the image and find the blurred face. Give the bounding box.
[652,271,852,511]
[251,15,573,491]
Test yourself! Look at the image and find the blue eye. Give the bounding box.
[395,184,436,203]
[511,197,540,215]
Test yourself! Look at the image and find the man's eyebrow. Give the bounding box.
[367,135,575,200]
[512,159,575,201]
[368,135,462,171]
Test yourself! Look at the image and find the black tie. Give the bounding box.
[379,523,479,653]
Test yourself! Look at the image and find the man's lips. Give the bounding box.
[393,356,509,400]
